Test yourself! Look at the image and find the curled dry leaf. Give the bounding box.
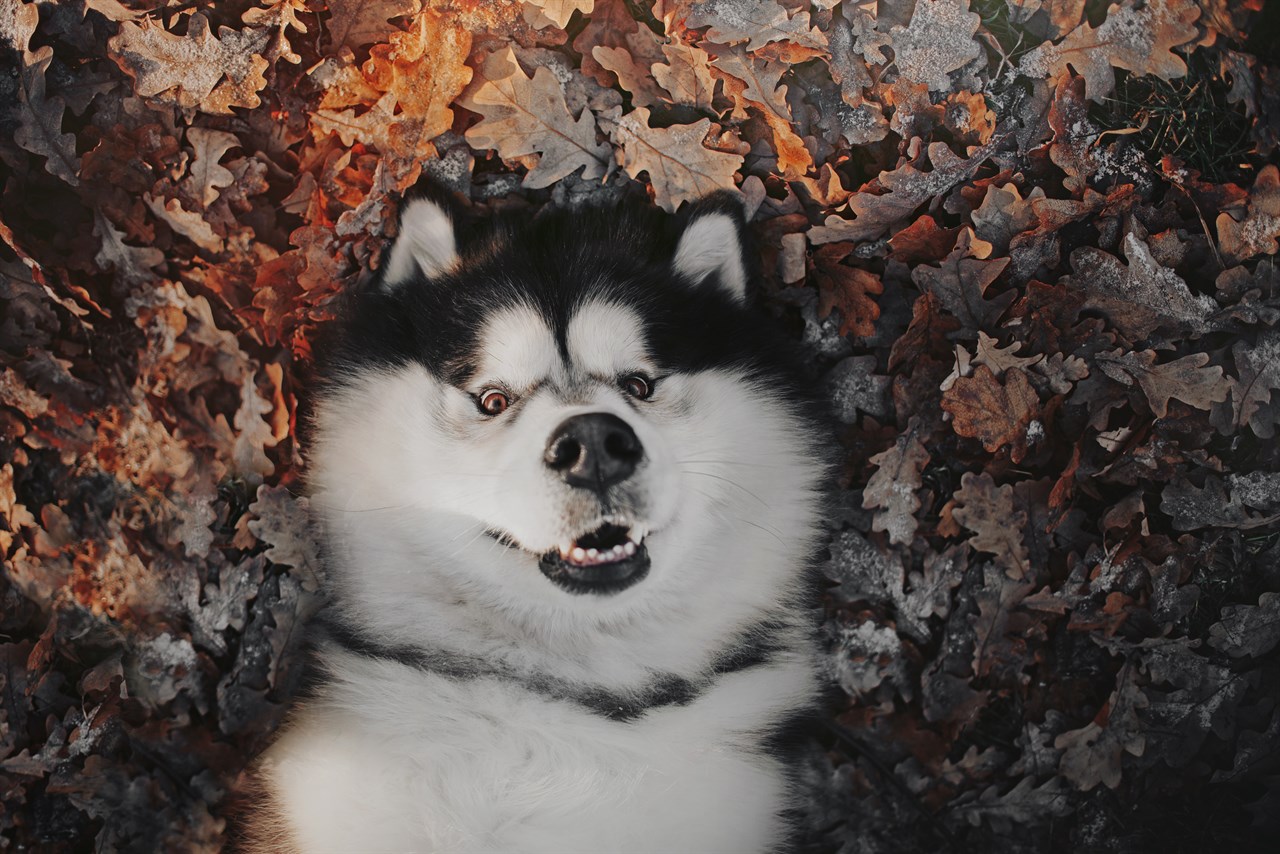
[862,420,930,546]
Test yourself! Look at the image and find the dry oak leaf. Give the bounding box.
[862,420,930,546]
[888,0,982,93]
[463,47,610,190]
[1066,232,1217,339]
[811,243,883,338]
[973,331,1043,377]
[653,42,716,110]
[15,47,80,187]
[685,0,826,53]
[592,44,670,109]
[523,0,593,29]
[0,0,39,53]
[711,47,811,179]
[362,10,472,144]
[1095,350,1229,418]
[1018,0,1201,101]
[972,183,1046,254]
[1216,164,1280,265]
[183,128,239,208]
[93,210,164,286]
[1055,669,1148,790]
[607,108,743,213]
[809,141,997,244]
[242,0,309,64]
[950,472,1031,579]
[109,13,270,114]
[1209,592,1280,659]
[323,0,419,54]
[1218,331,1280,438]
[912,228,1014,336]
[942,365,1040,464]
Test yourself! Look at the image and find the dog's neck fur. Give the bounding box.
[315,499,820,691]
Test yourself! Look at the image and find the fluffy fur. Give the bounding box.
[242,193,831,852]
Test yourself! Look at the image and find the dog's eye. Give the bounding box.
[478,389,510,416]
[621,374,654,400]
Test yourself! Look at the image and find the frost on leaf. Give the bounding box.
[108,13,270,114]
[1216,164,1280,264]
[888,0,982,93]
[1065,232,1218,339]
[1017,0,1201,101]
[686,0,825,52]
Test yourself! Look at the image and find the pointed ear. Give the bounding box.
[380,198,460,289]
[671,199,749,302]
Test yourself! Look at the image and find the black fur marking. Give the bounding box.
[312,611,786,722]
[313,613,697,721]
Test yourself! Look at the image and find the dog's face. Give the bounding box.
[311,196,825,632]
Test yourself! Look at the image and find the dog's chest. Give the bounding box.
[262,664,794,853]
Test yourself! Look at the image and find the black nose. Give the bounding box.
[544,413,643,492]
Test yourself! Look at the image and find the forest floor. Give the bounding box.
[1,1,1279,851]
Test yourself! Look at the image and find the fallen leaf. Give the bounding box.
[1095,350,1229,418]
[606,108,742,212]
[862,420,930,546]
[942,366,1040,462]
[464,48,610,189]
[888,0,982,93]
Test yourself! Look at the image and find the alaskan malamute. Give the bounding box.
[244,193,830,852]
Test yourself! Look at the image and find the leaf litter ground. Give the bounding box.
[1,0,1279,851]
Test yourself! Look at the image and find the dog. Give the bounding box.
[242,192,831,852]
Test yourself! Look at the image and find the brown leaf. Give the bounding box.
[862,419,930,545]
[942,365,1040,462]
[811,243,883,338]
[1096,350,1229,418]
[912,229,1014,335]
[685,0,826,53]
[951,472,1031,579]
[108,13,270,114]
[1065,232,1218,339]
[711,46,812,179]
[182,128,239,209]
[888,0,982,92]
[323,0,419,53]
[523,0,594,29]
[1055,668,1148,790]
[463,48,610,189]
[652,43,716,110]
[1215,164,1280,264]
[606,108,742,213]
[810,141,997,244]
[1018,0,1201,101]
[15,47,81,186]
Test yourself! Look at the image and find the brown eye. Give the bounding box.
[622,374,654,400]
[478,389,509,416]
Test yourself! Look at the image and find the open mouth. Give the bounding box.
[539,521,651,595]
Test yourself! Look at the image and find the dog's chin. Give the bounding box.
[488,521,653,596]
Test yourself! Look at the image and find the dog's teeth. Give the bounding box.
[623,541,636,556]
[586,548,599,560]
[571,547,586,562]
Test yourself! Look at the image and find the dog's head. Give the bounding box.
[310,195,827,637]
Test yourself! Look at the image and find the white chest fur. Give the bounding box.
[258,648,815,853]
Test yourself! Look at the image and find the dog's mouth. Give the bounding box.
[489,521,651,595]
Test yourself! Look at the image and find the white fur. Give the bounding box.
[383,199,459,286]
[255,286,825,850]
[672,213,747,301]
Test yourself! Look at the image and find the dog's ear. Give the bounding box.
[380,197,460,289]
[670,195,749,302]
